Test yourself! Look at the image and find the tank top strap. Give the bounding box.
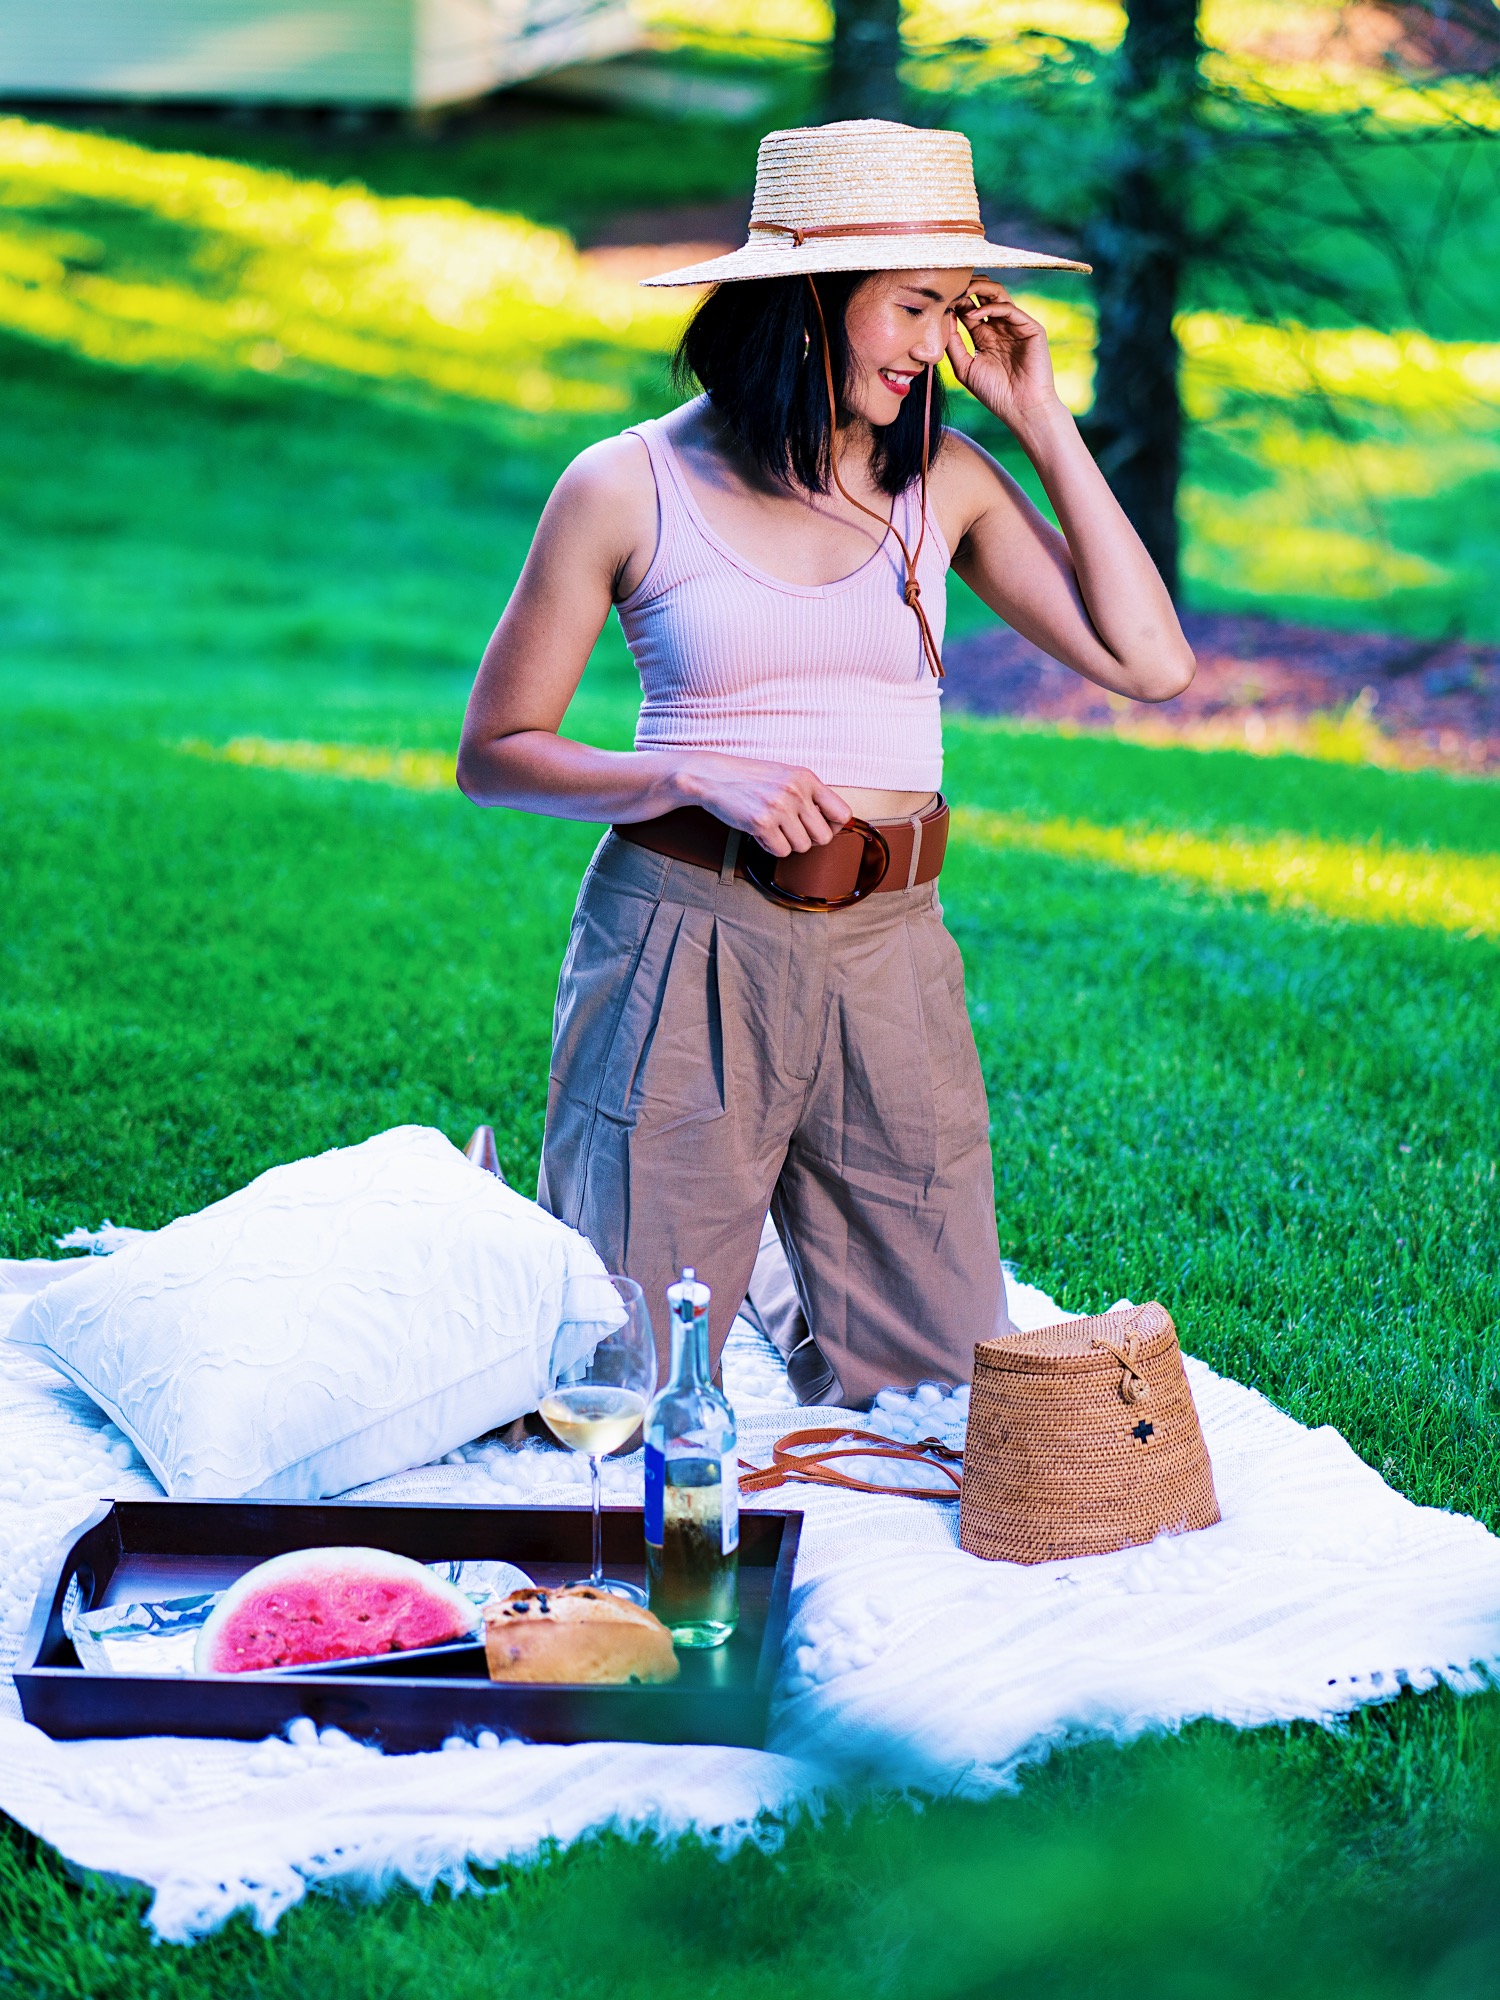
[621,418,701,602]
[899,478,920,552]
[904,470,951,572]
[623,415,665,486]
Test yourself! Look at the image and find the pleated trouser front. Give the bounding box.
[537,832,1009,1405]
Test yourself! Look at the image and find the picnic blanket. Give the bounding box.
[4,1244,1500,1941]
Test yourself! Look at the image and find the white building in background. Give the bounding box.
[0,0,640,109]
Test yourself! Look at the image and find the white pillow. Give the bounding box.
[8,1126,613,1500]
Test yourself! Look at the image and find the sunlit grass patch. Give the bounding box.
[1181,316,1500,421]
[642,0,828,55]
[180,736,457,789]
[643,0,1125,54]
[1015,294,1500,426]
[0,118,684,416]
[1204,49,1500,128]
[1181,490,1450,600]
[992,690,1437,772]
[952,804,1500,935]
[182,739,1500,933]
[1140,696,1487,774]
[1247,428,1500,504]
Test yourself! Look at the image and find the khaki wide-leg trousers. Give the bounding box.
[537,833,1008,1406]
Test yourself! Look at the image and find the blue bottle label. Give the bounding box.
[644,1442,665,1546]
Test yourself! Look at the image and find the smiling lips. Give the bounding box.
[880,369,917,398]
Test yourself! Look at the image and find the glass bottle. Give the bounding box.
[644,1268,739,1648]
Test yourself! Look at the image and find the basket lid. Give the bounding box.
[976,1302,1177,1372]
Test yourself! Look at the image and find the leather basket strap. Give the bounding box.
[1089,1308,1156,1405]
[739,1425,963,1500]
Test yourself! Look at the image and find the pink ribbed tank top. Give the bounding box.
[618,411,949,791]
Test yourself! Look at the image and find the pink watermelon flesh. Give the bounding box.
[195,1547,477,1674]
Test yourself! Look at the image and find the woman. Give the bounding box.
[458,119,1194,1404]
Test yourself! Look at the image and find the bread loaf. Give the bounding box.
[483,1586,679,1685]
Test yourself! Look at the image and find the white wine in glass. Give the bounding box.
[537,1384,649,1459]
[539,1273,656,1602]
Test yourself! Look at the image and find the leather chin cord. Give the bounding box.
[804,274,944,680]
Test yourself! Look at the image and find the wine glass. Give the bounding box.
[538,1273,656,1603]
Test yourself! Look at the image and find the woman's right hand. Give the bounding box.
[675,751,852,857]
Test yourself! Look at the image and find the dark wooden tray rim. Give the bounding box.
[16,1497,801,1755]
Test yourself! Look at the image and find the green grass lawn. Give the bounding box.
[2,99,1500,1999]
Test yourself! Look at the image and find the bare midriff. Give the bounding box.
[835,787,940,822]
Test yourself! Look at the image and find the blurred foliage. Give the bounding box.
[936,17,1500,629]
[2,110,1499,634]
[5,1701,1500,1995]
[972,291,1500,614]
[651,0,1500,114]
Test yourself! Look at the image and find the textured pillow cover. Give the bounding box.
[8,1127,615,1499]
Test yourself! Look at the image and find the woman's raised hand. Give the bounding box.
[947,282,1063,432]
[677,752,851,857]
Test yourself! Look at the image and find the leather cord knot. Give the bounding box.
[903,576,942,676]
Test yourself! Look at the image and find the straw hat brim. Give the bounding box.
[641,234,1091,287]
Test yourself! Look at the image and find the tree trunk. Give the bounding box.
[826,0,904,121]
[1084,0,1200,597]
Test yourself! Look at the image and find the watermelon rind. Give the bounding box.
[193,1545,480,1675]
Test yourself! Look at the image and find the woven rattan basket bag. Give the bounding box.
[959,1303,1220,1563]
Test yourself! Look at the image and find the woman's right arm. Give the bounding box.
[456,436,849,855]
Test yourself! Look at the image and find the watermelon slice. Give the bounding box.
[194,1546,480,1674]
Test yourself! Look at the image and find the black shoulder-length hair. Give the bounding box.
[673,272,947,500]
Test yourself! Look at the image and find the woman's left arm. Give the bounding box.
[942,283,1195,702]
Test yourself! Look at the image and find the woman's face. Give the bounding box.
[841,268,975,428]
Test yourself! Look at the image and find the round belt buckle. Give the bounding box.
[742,819,892,912]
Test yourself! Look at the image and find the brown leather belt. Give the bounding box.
[614,796,948,912]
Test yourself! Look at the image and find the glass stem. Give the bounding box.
[590,1453,603,1585]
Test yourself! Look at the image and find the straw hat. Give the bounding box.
[641,119,1090,288]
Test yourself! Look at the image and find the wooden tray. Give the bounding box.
[15,1498,801,1754]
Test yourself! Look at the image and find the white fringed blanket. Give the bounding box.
[3,1249,1500,1942]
